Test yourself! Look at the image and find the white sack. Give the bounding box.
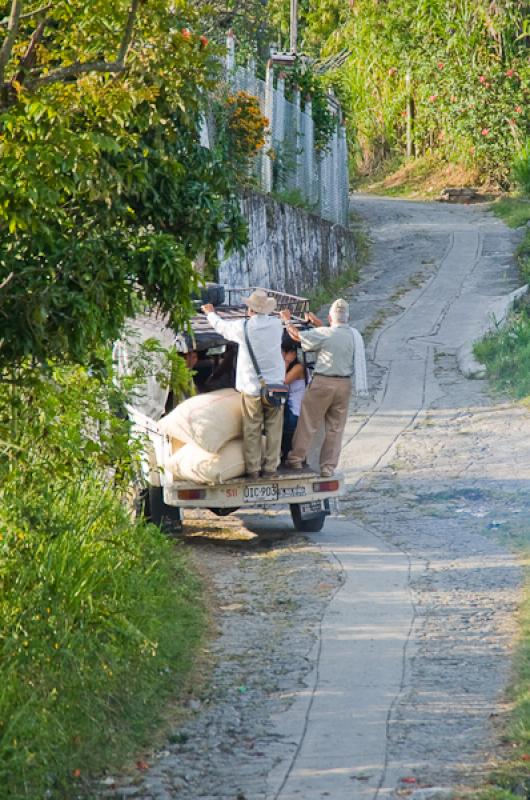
[159,388,242,453]
[167,439,246,485]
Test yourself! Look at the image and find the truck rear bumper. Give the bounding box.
[163,471,343,509]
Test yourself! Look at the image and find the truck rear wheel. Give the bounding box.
[290,503,326,533]
[208,507,240,517]
[146,486,183,534]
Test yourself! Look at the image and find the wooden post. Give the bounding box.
[405,70,414,158]
[290,0,298,53]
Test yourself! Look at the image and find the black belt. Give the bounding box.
[314,373,352,379]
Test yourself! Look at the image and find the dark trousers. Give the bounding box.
[282,405,299,461]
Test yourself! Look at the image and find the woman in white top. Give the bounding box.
[281,333,307,461]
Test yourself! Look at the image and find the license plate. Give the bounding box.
[243,483,279,503]
[299,501,324,516]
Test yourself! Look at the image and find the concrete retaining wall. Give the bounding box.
[218,190,356,296]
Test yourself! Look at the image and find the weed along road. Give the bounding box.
[107,198,530,800]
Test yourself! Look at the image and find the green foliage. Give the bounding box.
[493,196,530,229]
[0,361,205,799]
[474,226,530,398]
[211,88,269,184]
[474,303,530,398]
[284,59,338,152]
[298,0,530,183]
[0,0,247,370]
[513,142,530,195]
[267,0,347,56]
[271,188,314,212]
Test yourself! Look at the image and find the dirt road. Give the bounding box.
[105,198,530,800]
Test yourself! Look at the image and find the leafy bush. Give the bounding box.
[215,89,269,180]
[0,363,205,800]
[0,1,247,370]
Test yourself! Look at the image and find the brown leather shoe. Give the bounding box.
[245,471,261,480]
[261,470,279,479]
[285,462,303,471]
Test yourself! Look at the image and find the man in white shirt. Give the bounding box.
[281,298,354,478]
[201,289,284,479]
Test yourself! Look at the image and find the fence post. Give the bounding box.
[303,96,315,207]
[273,72,286,192]
[261,59,274,193]
[338,121,349,225]
[225,30,235,83]
[405,70,414,158]
[294,88,303,193]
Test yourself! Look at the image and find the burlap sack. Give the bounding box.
[159,389,242,453]
[166,439,246,485]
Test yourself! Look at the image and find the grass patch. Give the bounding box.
[363,307,393,341]
[474,198,530,397]
[0,483,205,800]
[353,154,484,199]
[308,262,360,311]
[474,298,530,398]
[492,196,530,229]
[271,187,314,212]
[308,223,369,311]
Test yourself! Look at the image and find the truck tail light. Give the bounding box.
[177,489,206,500]
[312,480,339,493]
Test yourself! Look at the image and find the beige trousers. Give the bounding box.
[287,374,352,471]
[241,392,283,474]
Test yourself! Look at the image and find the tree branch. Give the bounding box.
[4,0,140,96]
[0,0,23,84]
[0,3,51,25]
[28,59,125,87]
[117,0,140,66]
[0,272,14,290]
[13,14,47,84]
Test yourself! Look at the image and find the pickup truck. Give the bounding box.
[122,286,344,534]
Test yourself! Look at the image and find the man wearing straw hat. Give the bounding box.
[281,298,368,477]
[201,289,284,480]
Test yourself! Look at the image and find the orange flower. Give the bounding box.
[73,769,81,779]
[481,128,490,136]
[181,28,191,39]
[200,35,208,48]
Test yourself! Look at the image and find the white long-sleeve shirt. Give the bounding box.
[207,312,284,396]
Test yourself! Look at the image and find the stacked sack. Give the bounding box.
[158,389,245,484]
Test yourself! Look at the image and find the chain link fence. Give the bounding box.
[204,36,350,228]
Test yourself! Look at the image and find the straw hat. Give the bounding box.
[243,289,276,315]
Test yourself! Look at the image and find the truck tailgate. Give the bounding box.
[163,470,343,508]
